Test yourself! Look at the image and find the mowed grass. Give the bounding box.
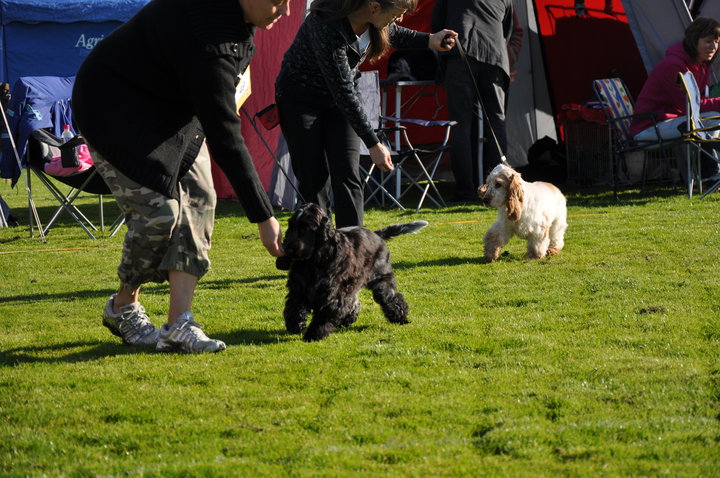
[0,178,719,477]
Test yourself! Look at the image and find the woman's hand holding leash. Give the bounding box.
[430,29,458,51]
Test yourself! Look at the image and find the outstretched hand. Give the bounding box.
[258,217,284,257]
[430,29,458,51]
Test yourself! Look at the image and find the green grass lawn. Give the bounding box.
[0,178,719,477]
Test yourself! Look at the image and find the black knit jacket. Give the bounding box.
[275,10,430,149]
[72,0,273,223]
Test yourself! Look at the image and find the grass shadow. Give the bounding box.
[0,288,119,305]
[0,275,287,306]
[214,327,292,346]
[0,284,171,305]
[201,275,286,290]
[391,253,527,270]
[214,323,372,346]
[0,340,152,366]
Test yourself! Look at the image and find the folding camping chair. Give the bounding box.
[359,71,456,212]
[364,119,455,211]
[25,129,124,238]
[357,71,406,211]
[676,71,720,198]
[592,77,681,198]
[0,76,123,239]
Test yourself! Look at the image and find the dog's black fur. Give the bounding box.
[277,203,428,341]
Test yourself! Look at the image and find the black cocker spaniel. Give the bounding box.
[277,203,427,341]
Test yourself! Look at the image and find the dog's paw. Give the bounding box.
[285,321,306,334]
[338,316,357,328]
[484,250,507,263]
[303,322,334,341]
[302,332,325,342]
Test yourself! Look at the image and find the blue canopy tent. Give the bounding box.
[0,1,149,239]
[0,0,150,86]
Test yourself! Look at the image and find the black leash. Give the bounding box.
[452,37,509,166]
[240,106,306,203]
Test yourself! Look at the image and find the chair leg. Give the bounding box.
[700,150,720,199]
[41,181,98,236]
[99,194,105,232]
[640,153,648,192]
[700,179,720,198]
[44,186,99,235]
[612,153,619,200]
[418,155,447,211]
[361,164,406,211]
[109,215,125,237]
[31,169,98,239]
[393,150,447,211]
[687,143,694,199]
[687,145,704,198]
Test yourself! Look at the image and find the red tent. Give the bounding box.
[210,0,305,200]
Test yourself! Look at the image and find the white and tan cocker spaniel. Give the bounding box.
[478,164,567,262]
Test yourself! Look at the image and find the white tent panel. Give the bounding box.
[621,0,692,74]
[506,0,557,167]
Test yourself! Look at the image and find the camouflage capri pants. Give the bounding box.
[91,143,216,290]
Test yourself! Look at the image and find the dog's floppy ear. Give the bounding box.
[506,172,524,221]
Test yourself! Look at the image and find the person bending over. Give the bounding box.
[72,0,290,353]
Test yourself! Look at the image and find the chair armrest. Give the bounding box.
[380,115,456,128]
[375,125,406,133]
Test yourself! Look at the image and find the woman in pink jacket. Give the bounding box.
[631,17,720,142]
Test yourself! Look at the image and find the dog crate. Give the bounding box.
[564,119,613,186]
[564,119,678,187]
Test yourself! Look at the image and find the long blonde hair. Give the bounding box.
[311,0,419,62]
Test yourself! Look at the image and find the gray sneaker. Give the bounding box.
[156,312,226,353]
[102,295,160,345]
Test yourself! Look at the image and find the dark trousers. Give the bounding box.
[277,100,364,228]
[444,57,508,198]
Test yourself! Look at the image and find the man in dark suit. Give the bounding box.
[432,0,514,201]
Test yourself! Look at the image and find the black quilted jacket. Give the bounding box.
[275,9,430,148]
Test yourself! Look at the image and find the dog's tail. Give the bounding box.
[375,220,429,240]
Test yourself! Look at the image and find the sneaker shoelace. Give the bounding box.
[120,305,156,336]
[174,318,212,346]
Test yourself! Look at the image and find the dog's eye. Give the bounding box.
[495,182,502,188]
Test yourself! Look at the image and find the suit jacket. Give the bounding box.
[431,0,514,79]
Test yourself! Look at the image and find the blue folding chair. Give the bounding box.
[0,76,122,239]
